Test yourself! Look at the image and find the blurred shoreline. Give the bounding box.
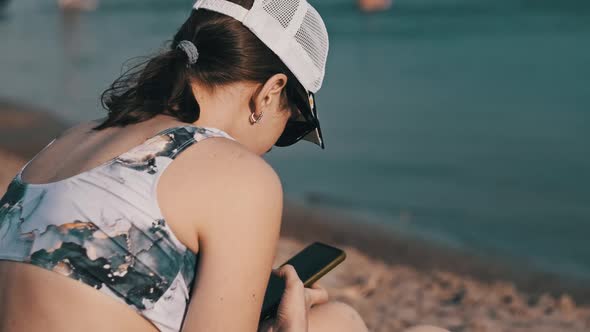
[2,99,590,331]
[282,200,590,303]
[0,99,68,159]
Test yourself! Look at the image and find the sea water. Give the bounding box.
[1,0,589,279]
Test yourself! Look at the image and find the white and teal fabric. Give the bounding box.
[0,125,236,332]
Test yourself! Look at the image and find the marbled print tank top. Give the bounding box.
[0,125,237,332]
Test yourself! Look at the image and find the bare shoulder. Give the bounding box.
[156,137,284,249]
[165,137,282,195]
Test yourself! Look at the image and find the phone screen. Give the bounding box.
[260,242,345,322]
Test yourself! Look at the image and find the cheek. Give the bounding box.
[273,111,290,138]
[278,107,291,125]
[284,110,292,124]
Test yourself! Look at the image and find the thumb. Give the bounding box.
[305,287,329,307]
[277,264,303,287]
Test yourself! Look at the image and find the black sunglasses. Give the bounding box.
[275,91,320,147]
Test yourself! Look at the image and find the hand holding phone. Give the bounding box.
[259,242,346,324]
[257,264,330,332]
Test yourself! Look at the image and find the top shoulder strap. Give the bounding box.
[161,125,237,159]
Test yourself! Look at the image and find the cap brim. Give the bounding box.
[302,126,324,149]
[275,92,325,149]
[302,91,324,149]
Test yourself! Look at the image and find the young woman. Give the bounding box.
[0,0,447,331]
[0,0,366,331]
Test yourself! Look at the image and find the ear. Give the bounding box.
[255,73,288,111]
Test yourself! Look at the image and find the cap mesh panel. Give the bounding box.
[262,0,300,28]
[294,7,328,87]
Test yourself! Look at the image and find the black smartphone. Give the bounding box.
[259,242,346,322]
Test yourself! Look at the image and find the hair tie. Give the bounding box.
[176,40,199,67]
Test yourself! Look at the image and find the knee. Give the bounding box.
[322,301,365,325]
[403,325,450,332]
[309,301,368,332]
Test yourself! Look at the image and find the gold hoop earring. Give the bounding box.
[249,112,264,125]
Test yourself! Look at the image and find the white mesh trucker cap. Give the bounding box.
[193,0,329,148]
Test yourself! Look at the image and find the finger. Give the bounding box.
[310,281,324,290]
[305,287,329,306]
[277,264,303,288]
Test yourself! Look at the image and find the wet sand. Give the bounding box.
[1,100,590,331]
[275,237,590,332]
[0,99,67,160]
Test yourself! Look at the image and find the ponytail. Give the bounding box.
[93,0,309,131]
[94,46,199,130]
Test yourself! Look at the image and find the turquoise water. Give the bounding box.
[1,0,589,279]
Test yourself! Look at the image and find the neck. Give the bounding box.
[191,82,254,139]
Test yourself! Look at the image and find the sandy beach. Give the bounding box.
[1,102,590,332]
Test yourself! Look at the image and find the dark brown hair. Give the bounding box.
[93,0,308,131]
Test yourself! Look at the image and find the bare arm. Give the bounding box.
[179,144,283,332]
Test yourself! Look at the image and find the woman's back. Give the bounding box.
[0,115,284,332]
[0,0,379,330]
